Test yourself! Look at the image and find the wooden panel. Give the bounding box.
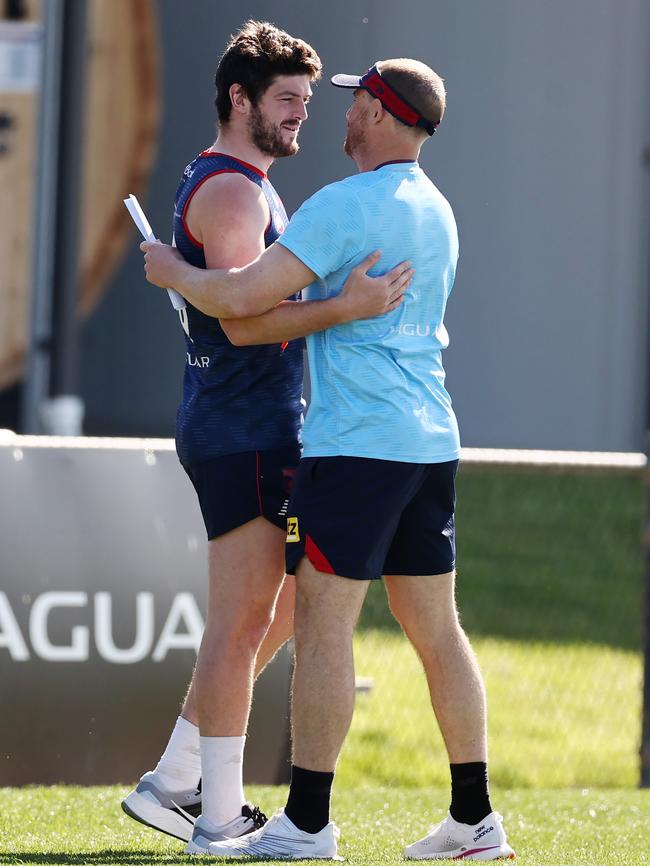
[79,0,160,317]
[0,0,160,390]
[0,0,40,388]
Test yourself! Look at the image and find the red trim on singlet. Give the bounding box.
[255,451,264,515]
[182,158,273,248]
[181,169,240,248]
[305,534,336,574]
[200,150,267,178]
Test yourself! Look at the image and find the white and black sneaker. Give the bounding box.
[203,808,342,860]
[186,804,268,854]
[121,771,202,842]
[405,810,516,860]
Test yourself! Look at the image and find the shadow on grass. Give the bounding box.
[0,848,180,866]
[0,848,256,866]
[0,853,250,865]
[0,855,297,866]
[358,468,644,652]
[0,853,192,865]
[0,848,260,866]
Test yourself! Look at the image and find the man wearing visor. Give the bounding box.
[141,58,515,862]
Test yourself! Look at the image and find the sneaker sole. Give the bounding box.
[186,842,343,861]
[405,844,516,861]
[121,790,195,842]
[185,822,262,856]
[185,838,210,855]
[184,840,343,858]
[189,854,343,861]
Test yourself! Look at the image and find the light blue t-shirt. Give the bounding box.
[277,161,460,464]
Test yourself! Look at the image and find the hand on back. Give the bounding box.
[338,251,413,321]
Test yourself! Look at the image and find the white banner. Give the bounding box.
[0,439,291,785]
[0,22,41,93]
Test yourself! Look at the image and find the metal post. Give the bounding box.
[20,0,64,433]
[641,123,650,789]
[48,0,87,402]
[642,448,650,787]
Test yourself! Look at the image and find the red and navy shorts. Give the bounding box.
[285,456,458,581]
[182,444,301,540]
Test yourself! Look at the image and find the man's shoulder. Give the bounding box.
[191,169,266,212]
[301,174,364,213]
[184,165,268,242]
[179,151,265,191]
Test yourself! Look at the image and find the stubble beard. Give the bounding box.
[344,119,365,157]
[249,105,299,158]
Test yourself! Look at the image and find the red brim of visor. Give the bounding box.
[331,66,438,135]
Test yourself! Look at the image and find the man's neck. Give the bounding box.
[353,144,421,173]
[208,129,274,175]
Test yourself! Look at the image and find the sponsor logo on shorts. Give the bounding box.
[286,517,300,542]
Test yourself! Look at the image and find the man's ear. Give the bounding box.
[229,83,250,116]
[370,97,385,125]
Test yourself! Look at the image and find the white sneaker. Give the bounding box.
[186,804,268,854]
[405,811,516,860]
[204,809,342,860]
[121,771,202,842]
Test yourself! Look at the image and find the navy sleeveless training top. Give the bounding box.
[172,151,303,465]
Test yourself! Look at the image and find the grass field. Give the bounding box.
[346,467,645,789]
[2,467,647,863]
[1,785,648,865]
[363,467,644,650]
[452,468,643,651]
[345,632,642,789]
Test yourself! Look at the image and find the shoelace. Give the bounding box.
[247,805,268,828]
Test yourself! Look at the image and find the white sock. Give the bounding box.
[152,715,201,791]
[200,735,246,826]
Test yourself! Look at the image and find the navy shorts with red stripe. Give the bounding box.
[285,455,458,581]
[182,443,301,540]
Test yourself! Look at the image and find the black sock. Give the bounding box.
[284,765,334,834]
[449,761,492,825]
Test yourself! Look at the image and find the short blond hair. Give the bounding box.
[378,58,446,133]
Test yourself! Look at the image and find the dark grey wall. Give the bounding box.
[81,0,650,450]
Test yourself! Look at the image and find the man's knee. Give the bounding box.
[293,586,337,648]
[386,590,409,630]
[387,574,461,647]
[294,561,367,651]
[206,598,275,653]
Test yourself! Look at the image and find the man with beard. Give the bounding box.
[140,56,515,862]
[122,23,410,856]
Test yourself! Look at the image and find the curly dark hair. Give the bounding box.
[215,21,322,123]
